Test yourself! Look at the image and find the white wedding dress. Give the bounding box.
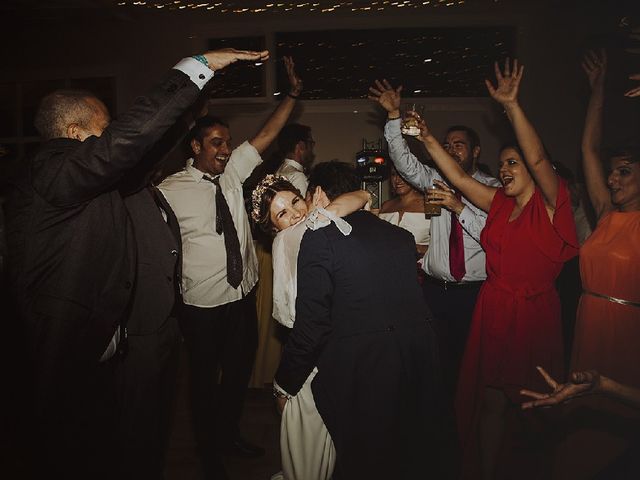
[271,209,352,480]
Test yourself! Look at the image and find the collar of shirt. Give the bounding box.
[282,158,305,173]
[185,158,221,184]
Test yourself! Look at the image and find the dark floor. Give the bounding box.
[164,342,282,480]
[0,338,282,480]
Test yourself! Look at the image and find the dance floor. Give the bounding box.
[165,341,282,479]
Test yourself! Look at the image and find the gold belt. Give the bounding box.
[583,290,640,308]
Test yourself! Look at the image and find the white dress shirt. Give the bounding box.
[276,158,308,197]
[384,118,501,282]
[159,141,261,308]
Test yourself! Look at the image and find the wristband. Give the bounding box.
[192,54,209,67]
[387,115,400,121]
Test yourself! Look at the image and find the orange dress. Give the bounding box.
[571,211,640,384]
[554,212,640,479]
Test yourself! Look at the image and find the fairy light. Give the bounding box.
[113,0,489,15]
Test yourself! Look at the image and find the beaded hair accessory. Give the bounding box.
[251,174,289,223]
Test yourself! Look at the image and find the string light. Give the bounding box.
[112,0,495,14]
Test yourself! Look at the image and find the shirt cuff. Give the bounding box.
[173,57,214,90]
[457,205,471,226]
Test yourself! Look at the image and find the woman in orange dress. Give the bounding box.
[553,49,640,479]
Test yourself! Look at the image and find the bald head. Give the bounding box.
[34,89,110,141]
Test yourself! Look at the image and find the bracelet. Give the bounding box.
[387,115,400,121]
[287,92,300,99]
[273,384,292,399]
[192,54,209,67]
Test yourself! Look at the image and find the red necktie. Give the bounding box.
[449,192,466,282]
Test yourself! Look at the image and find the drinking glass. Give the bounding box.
[424,185,441,217]
[401,103,424,137]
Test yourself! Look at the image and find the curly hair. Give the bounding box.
[307,161,360,201]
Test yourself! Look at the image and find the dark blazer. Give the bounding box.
[4,69,201,387]
[123,185,183,335]
[275,210,450,479]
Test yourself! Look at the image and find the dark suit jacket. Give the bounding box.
[275,210,448,479]
[4,69,201,392]
[123,185,182,335]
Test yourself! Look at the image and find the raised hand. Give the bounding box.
[284,56,303,96]
[368,79,403,115]
[625,73,640,97]
[406,110,434,142]
[582,49,607,91]
[203,48,270,71]
[520,367,599,409]
[485,58,524,107]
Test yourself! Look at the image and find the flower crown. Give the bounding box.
[251,174,289,223]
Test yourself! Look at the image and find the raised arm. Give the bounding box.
[250,56,302,154]
[413,113,496,212]
[581,50,613,219]
[369,80,435,189]
[486,59,558,208]
[33,48,269,206]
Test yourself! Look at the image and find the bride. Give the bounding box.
[250,174,370,480]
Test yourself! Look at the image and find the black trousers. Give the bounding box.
[25,313,119,480]
[179,292,258,453]
[114,316,181,480]
[422,279,482,401]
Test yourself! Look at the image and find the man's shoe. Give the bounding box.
[221,436,265,458]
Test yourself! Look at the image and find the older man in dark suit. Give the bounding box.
[274,162,456,479]
[4,48,268,480]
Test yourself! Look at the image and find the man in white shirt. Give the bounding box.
[369,80,500,400]
[159,57,302,478]
[275,123,315,197]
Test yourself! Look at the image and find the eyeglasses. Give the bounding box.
[305,138,316,146]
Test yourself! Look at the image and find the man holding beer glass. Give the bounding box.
[369,79,500,400]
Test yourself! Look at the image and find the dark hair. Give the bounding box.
[255,176,303,235]
[499,142,524,160]
[277,123,312,156]
[307,161,360,201]
[446,125,481,153]
[188,115,229,146]
[34,89,98,140]
[605,146,640,164]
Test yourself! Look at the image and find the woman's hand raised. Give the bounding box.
[485,58,524,107]
[582,49,607,91]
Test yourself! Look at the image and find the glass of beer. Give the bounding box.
[400,103,424,137]
[424,185,441,218]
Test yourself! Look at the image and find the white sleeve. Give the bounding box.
[173,57,215,90]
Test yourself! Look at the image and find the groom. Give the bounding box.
[274,161,456,479]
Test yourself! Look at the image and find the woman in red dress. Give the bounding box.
[407,59,579,478]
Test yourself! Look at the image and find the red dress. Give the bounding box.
[455,182,579,453]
